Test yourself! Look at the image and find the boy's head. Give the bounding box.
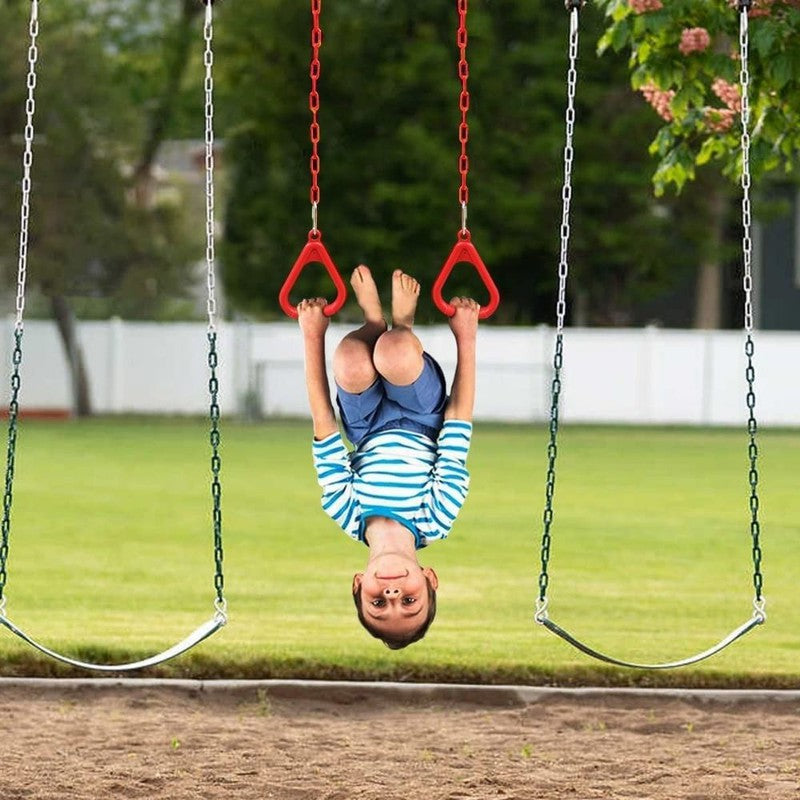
[352,560,439,650]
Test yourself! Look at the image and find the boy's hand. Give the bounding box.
[448,297,480,343]
[298,297,329,339]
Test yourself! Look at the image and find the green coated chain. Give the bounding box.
[744,336,763,604]
[207,331,225,608]
[0,330,23,603]
[538,334,563,611]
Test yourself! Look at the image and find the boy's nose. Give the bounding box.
[382,586,400,597]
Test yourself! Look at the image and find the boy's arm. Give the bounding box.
[299,300,339,440]
[444,299,480,422]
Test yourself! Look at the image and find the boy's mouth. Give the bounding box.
[375,570,409,580]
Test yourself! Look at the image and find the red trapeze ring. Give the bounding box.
[431,230,500,320]
[279,231,348,319]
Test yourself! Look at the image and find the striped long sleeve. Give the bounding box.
[311,420,473,547]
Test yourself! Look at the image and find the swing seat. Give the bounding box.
[0,609,226,672]
[536,607,765,670]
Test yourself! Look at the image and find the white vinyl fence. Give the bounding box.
[4,318,799,427]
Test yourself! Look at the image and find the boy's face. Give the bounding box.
[352,554,438,640]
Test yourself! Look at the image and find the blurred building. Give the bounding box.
[753,183,800,330]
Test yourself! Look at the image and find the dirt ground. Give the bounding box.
[0,682,797,800]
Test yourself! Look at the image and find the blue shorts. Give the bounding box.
[336,352,447,447]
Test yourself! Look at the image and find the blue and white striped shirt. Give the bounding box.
[312,420,473,548]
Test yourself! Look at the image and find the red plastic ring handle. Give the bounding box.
[279,231,348,319]
[431,231,500,320]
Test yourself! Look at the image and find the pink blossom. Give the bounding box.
[711,78,741,112]
[640,84,675,122]
[705,108,736,133]
[629,0,663,13]
[679,28,711,55]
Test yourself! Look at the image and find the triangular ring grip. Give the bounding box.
[279,231,348,319]
[432,231,500,320]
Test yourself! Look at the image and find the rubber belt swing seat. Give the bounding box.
[537,610,765,671]
[0,613,227,672]
[534,1,766,669]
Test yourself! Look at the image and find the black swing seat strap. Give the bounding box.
[537,610,765,670]
[0,611,226,672]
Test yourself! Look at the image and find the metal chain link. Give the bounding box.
[203,3,218,333]
[457,0,471,234]
[203,2,226,618]
[309,0,322,234]
[15,1,38,331]
[0,0,39,607]
[738,7,765,617]
[536,6,580,622]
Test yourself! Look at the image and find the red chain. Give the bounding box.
[457,0,470,213]
[309,0,322,214]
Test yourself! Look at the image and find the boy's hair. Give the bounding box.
[352,577,437,650]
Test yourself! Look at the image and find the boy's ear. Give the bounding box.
[352,573,363,594]
[421,567,439,590]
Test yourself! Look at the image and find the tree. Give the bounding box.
[595,0,800,194]
[0,1,208,414]
[594,0,800,327]
[217,0,703,325]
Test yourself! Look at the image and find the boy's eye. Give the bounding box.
[402,596,417,605]
[371,598,387,607]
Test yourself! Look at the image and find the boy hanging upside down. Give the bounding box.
[298,265,479,649]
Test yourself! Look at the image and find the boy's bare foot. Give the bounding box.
[448,297,480,343]
[350,265,385,326]
[391,269,420,328]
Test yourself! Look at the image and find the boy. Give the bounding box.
[298,265,479,649]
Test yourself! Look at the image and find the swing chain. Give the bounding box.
[537,5,579,619]
[203,2,226,616]
[0,1,39,605]
[738,7,764,610]
[309,0,322,233]
[203,2,218,333]
[208,332,225,612]
[0,331,24,605]
[16,0,39,331]
[457,0,470,232]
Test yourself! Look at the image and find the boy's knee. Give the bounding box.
[373,330,422,385]
[333,337,376,392]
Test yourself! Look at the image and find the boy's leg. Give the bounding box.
[333,265,387,392]
[373,270,425,386]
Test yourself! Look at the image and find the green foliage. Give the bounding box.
[0,0,207,320]
[0,418,798,685]
[595,0,800,194]
[216,0,703,324]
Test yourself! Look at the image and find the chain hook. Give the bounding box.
[214,596,228,624]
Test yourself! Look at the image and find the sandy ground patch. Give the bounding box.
[0,683,797,799]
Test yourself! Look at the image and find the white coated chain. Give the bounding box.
[203,2,218,333]
[555,9,579,336]
[15,1,40,331]
[738,9,753,334]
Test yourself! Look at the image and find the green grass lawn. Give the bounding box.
[0,417,797,686]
